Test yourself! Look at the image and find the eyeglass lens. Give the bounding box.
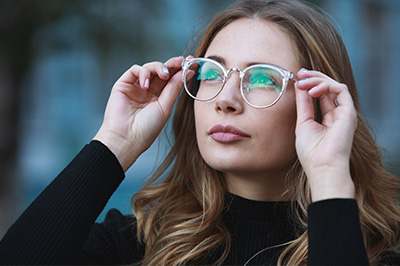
[183,59,285,108]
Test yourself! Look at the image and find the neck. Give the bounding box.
[224,169,290,202]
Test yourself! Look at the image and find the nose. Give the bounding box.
[214,69,244,114]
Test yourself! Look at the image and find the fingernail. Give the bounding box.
[186,70,195,80]
[297,78,308,83]
[144,79,149,89]
[300,68,310,72]
[162,66,169,75]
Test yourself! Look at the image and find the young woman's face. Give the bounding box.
[194,18,301,180]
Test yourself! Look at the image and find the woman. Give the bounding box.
[1,0,399,265]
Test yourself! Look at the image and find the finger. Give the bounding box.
[147,56,186,95]
[117,63,168,91]
[311,80,346,115]
[164,56,185,74]
[296,69,336,96]
[297,72,352,102]
[138,62,171,93]
[318,92,337,115]
[141,62,170,81]
[296,77,334,94]
[117,64,142,87]
[302,79,352,108]
[157,70,184,117]
[296,76,356,132]
[296,69,335,82]
[295,82,315,128]
[302,79,339,113]
[137,67,151,90]
[142,61,170,79]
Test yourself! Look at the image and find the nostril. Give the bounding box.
[215,103,237,113]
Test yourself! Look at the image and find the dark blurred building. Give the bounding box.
[1,0,399,237]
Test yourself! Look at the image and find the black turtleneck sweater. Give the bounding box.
[222,194,295,265]
[0,141,396,265]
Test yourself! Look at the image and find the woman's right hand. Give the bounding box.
[93,56,185,171]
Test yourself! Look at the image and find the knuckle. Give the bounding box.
[143,61,162,68]
[130,64,140,72]
[351,111,358,127]
[347,102,358,120]
[339,83,348,90]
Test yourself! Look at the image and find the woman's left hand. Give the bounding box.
[294,69,357,202]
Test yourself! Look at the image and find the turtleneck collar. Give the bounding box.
[224,192,293,221]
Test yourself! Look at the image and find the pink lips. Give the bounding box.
[208,124,250,143]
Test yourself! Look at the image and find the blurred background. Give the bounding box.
[0,0,399,238]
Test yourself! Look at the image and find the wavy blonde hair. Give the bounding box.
[132,0,400,265]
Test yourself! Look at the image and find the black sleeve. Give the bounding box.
[81,209,145,265]
[307,199,369,265]
[0,140,127,265]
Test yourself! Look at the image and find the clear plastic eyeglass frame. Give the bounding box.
[181,57,298,108]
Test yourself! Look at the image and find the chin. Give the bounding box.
[201,152,297,176]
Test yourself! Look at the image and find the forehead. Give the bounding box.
[205,18,301,72]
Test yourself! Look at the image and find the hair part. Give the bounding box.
[132,0,400,265]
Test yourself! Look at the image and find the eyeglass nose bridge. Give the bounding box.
[219,67,249,93]
[219,67,244,94]
[226,67,242,77]
[213,67,247,105]
[224,67,245,86]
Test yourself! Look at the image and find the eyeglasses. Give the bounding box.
[181,57,298,108]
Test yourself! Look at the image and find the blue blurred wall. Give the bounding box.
[12,0,400,222]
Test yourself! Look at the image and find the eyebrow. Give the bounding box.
[205,55,270,68]
[206,55,225,64]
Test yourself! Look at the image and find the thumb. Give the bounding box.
[295,82,314,128]
[157,70,184,117]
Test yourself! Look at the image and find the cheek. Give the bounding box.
[255,91,297,161]
[194,102,207,145]
[194,102,224,168]
[255,111,297,165]
[276,89,296,138]
[279,93,297,155]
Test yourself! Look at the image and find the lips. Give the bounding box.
[208,124,250,143]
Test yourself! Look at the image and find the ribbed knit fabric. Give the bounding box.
[0,141,126,265]
[0,141,397,265]
[308,199,369,265]
[221,194,295,265]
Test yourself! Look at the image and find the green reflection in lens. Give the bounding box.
[247,68,280,94]
[197,63,223,81]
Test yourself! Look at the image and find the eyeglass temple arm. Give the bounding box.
[290,72,299,82]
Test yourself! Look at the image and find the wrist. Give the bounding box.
[307,168,355,202]
[93,130,140,172]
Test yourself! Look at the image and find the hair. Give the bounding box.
[132,0,400,265]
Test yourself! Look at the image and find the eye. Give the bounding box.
[247,69,281,94]
[197,64,223,81]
